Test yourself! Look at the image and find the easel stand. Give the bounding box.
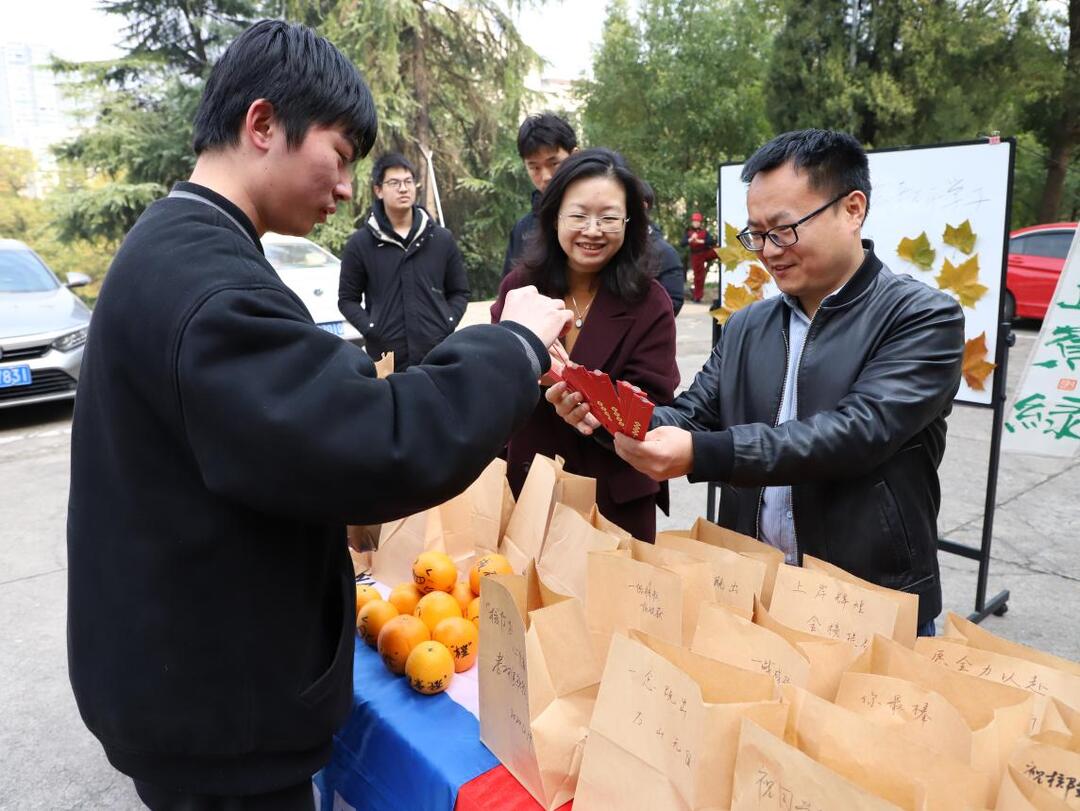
[705,314,1014,624]
[937,321,1014,622]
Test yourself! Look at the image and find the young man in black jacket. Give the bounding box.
[551,130,965,637]
[338,153,470,371]
[501,112,577,278]
[66,21,572,810]
[641,180,686,316]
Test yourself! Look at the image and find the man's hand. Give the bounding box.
[500,285,574,347]
[613,426,694,481]
[545,382,602,435]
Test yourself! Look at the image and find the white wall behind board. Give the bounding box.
[718,140,1013,406]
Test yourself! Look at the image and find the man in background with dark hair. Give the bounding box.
[67,20,572,810]
[338,152,469,371]
[502,111,577,278]
[640,180,685,316]
[554,129,964,639]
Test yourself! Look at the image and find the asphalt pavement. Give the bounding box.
[0,300,1076,809]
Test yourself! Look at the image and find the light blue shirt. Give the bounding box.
[758,298,810,564]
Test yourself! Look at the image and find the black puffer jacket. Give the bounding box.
[339,202,469,370]
[653,243,965,624]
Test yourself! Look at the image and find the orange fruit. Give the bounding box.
[356,599,399,647]
[414,590,462,633]
[388,582,423,616]
[355,584,381,615]
[433,616,479,672]
[469,553,513,596]
[466,596,481,626]
[405,640,455,695]
[412,551,458,594]
[450,581,474,614]
[377,614,430,675]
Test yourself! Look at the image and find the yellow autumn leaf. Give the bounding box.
[896,232,936,270]
[710,284,761,325]
[936,254,988,309]
[744,263,772,292]
[962,331,996,390]
[714,222,758,270]
[943,220,977,254]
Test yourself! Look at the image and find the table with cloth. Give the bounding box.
[312,578,572,811]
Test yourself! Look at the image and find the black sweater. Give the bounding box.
[67,182,547,794]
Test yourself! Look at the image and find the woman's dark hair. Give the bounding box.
[192,20,378,162]
[518,147,654,303]
[370,152,416,187]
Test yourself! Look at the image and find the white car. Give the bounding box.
[260,233,363,346]
[0,239,92,409]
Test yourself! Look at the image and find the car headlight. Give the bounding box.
[52,327,88,352]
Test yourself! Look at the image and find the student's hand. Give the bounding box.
[613,426,694,481]
[500,285,574,346]
[545,382,602,435]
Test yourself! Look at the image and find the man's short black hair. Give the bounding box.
[516,112,577,159]
[740,129,871,217]
[192,20,377,161]
[371,152,417,187]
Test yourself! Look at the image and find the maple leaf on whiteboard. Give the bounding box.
[710,284,761,325]
[936,254,988,308]
[744,263,772,292]
[714,222,758,270]
[962,331,996,390]
[942,220,977,254]
[896,232,936,270]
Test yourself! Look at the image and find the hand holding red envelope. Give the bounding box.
[546,343,653,440]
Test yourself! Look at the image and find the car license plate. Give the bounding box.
[317,321,345,337]
[0,364,32,388]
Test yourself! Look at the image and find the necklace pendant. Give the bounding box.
[574,317,583,329]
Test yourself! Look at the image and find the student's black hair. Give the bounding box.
[192,20,378,161]
[516,112,577,160]
[518,147,654,303]
[740,129,871,218]
[371,153,417,187]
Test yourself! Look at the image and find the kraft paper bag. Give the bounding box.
[731,717,905,811]
[914,636,1080,735]
[656,532,767,619]
[995,735,1080,811]
[782,683,993,811]
[586,540,713,658]
[850,634,1036,798]
[500,454,596,575]
[574,631,786,811]
[752,595,863,700]
[833,670,975,766]
[1043,698,1080,738]
[803,554,918,648]
[997,763,1074,811]
[536,504,624,602]
[478,562,602,810]
[767,562,900,649]
[660,516,784,605]
[945,613,1080,678]
[691,601,812,690]
[371,457,509,586]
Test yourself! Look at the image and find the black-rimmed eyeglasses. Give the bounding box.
[736,191,851,251]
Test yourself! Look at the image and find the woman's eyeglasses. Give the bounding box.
[558,213,629,233]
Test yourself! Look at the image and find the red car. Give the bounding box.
[1005,222,1077,321]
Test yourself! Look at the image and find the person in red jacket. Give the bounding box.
[681,211,715,302]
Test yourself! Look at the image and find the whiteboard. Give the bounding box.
[717,140,1013,406]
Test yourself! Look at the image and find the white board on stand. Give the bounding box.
[717,139,1013,406]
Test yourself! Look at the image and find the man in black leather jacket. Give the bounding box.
[553,129,965,632]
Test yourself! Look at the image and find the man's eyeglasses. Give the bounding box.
[736,191,851,251]
[381,178,415,190]
[558,213,629,233]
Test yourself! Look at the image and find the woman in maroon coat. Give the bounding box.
[492,148,679,540]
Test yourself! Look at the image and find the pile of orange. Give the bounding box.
[355,550,512,695]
